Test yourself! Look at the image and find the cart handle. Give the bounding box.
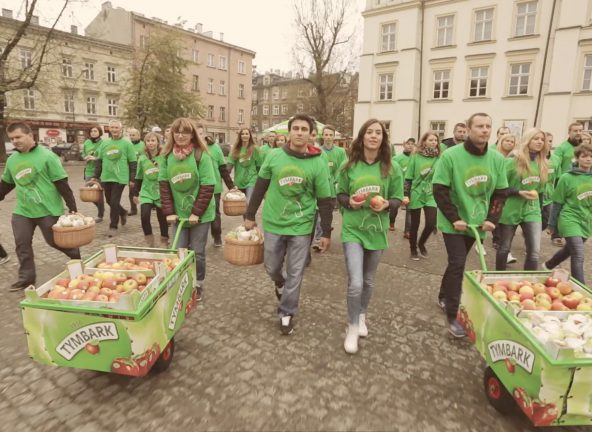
[468,224,488,272]
[171,218,189,250]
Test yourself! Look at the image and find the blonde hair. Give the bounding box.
[581,132,592,145]
[514,128,549,184]
[496,134,516,157]
[161,117,208,156]
[143,132,162,158]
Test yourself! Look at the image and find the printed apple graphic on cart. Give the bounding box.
[277,165,307,218]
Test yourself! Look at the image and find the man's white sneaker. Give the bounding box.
[358,314,368,337]
[344,324,359,354]
[507,253,517,264]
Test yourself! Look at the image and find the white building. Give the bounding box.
[355,0,592,145]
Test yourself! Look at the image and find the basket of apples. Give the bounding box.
[52,213,96,248]
[80,181,103,203]
[222,190,247,216]
[223,225,263,265]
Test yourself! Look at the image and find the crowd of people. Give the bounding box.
[1,113,591,354]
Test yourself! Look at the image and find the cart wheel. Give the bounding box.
[484,367,515,415]
[152,338,175,373]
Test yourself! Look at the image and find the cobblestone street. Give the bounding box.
[0,164,590,432]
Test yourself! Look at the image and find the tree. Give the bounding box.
[0,0,71,162]
[292,0,356,126]
[123,32,203,132]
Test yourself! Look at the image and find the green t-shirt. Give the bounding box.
[499,158,543,225]
[337,161,404,250]
[82,139,102,178]
[136,154,164,206]
[207,143,226,194]
[432,144,508,239]
[553,140,577,175]
[322,145,347,187]
[228,147,261,189]
[132,140,145,158]
[158,150,216,222]
[392,153,411,176]
[259,143,273,161]
[258,148,332,236]
[543,154,561,206]
[97,138,137,184]
[405,153,438,209]
[553,171,592,238]
[2,145,68,218]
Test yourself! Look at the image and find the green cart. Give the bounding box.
[20,220,198,377]
[460,226,592,427]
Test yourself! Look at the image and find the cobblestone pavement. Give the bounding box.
[0,164,591,432]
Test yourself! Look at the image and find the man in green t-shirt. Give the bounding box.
[245,114,334,336]
[432,113,509,338]
[127,128,145,216]
[92,119,137,237]
[0,122,81,291]
[390,138,414,235]
[440,122,467,153]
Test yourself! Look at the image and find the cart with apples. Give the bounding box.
[20,220,198,377]
[460,225,592,427]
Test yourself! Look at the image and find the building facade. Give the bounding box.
[355,0,592,145]
[85,1,255,145]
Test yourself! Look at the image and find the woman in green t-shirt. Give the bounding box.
[227,128,261,201]
[496,134,516,158]
[404,131,440,260]
[543,143,592,284]
[337,119,403,354]
[133,132,168,248]
[496,128,549,271]
[159,118,217,301]
[81,125,105,222]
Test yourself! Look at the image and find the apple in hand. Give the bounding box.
[369,195,387,210]
[352,193,367,203]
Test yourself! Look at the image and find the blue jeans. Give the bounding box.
[496,221,541,271]
[170,221,211,284]
[263,232,311,317]
[343,242,383,325]
[545,237,588,284]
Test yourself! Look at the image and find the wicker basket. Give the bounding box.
[222,196,247,216]
[80,185,103,203]
[223,228,264,266]
[53,223,96,249]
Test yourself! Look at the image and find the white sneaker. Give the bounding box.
[359,314,368,337]
[474,245,486,256]
[507,253,517,264]
[344,324,359,354]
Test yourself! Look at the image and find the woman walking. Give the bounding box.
[159,118,216,301]
[82,125,105,222]
[337,119,403,354]
[495,128,548,271]
[133,132,168,248]
[404,131,440,260]
[228,128,261,201]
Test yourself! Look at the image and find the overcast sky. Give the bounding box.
[3,0,365,72]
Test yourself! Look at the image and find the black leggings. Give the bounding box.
[409,207,437,252]
[140,203,168,237]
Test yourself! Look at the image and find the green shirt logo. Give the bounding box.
[464,167,490,197]
[277,165,306,198]
[576,185,592,208]
[521,176,540,186]
[15,164,35,186]
[104,145,122,161]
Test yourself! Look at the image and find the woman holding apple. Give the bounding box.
[159,118,216,301]
[336,119,404,354]
[227,128,261,202]
[82,125,105,222]
[543,142,592,284]
[495,128,549,271]
[404,131,441,260]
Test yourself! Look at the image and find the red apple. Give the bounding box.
[519,285,534,296]
[545,286,561,300]
[535,293,552,304]
[505,358,515,374]
[562,295,581,310]
[95,294,109,302]
[521,299,536,310]
[56,278,70,287]
[507,292,521,302]
[520,292,535,301]
[557,282,573,296]
[102,279,117,289]
[69,289,85,300]
[85,343,100,355]
[532,283,547,295]
[99,287,113,296]
[369,195,386,210]
[508,281,521,292]
[551,300,568,311]
[545,277,560,287]
[352,193,367,203]
[81,291,97,301]
[114,273,127,283]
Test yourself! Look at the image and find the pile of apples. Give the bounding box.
[45,272,153,303]
[485,276,592,311]
[95,256,180,272]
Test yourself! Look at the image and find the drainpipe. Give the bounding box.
[417,0,425,139]
[534,0,557,127]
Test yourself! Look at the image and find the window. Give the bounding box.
[23,89,35,110]
[436,15,454,47]
[62,58,72,78]
[430,121,447,141]
[282,89,288,99]
[263,75,270,85]
[508,63,531,95]
[86,96,96,114]
[84,63,95,80]
[469,66,488,97]
[273,105,279,115]
[219,80,226,95]
[207,54,215,67]
[219,106,226,121]
[238,109,244,124]
[263,89,269,100]
[515,1,537,37]
[192,49,199,63]
[207,105,214,120]
[272,87,279,99]
[433,70,450,99]
[64,93,74,113]
[107,66,116,83]
[382,121,391,137]
[192,75,199,92]
[107,98,118,116]
[263,105,269,115]
[381,23,396,52]
[140,35,148,49]
[252,106,257,115]
[238,84,245,98]
[207,78,214,94]
[219,56,227,70]
[282,104,288,115]
[238,60,246,74]
[474,8,494,42]
[297,103,304,113]
[262,121,269,130]
[583,54,592,91]
[20,49,32,69]
[378,73,394,100]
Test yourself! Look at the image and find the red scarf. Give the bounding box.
[173,143,193,160]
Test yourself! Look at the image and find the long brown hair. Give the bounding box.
[415,131,441,155]
[344,119,391,177]
[515,127,549,184]
[161,118,208,156]
[231,128,256,160]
